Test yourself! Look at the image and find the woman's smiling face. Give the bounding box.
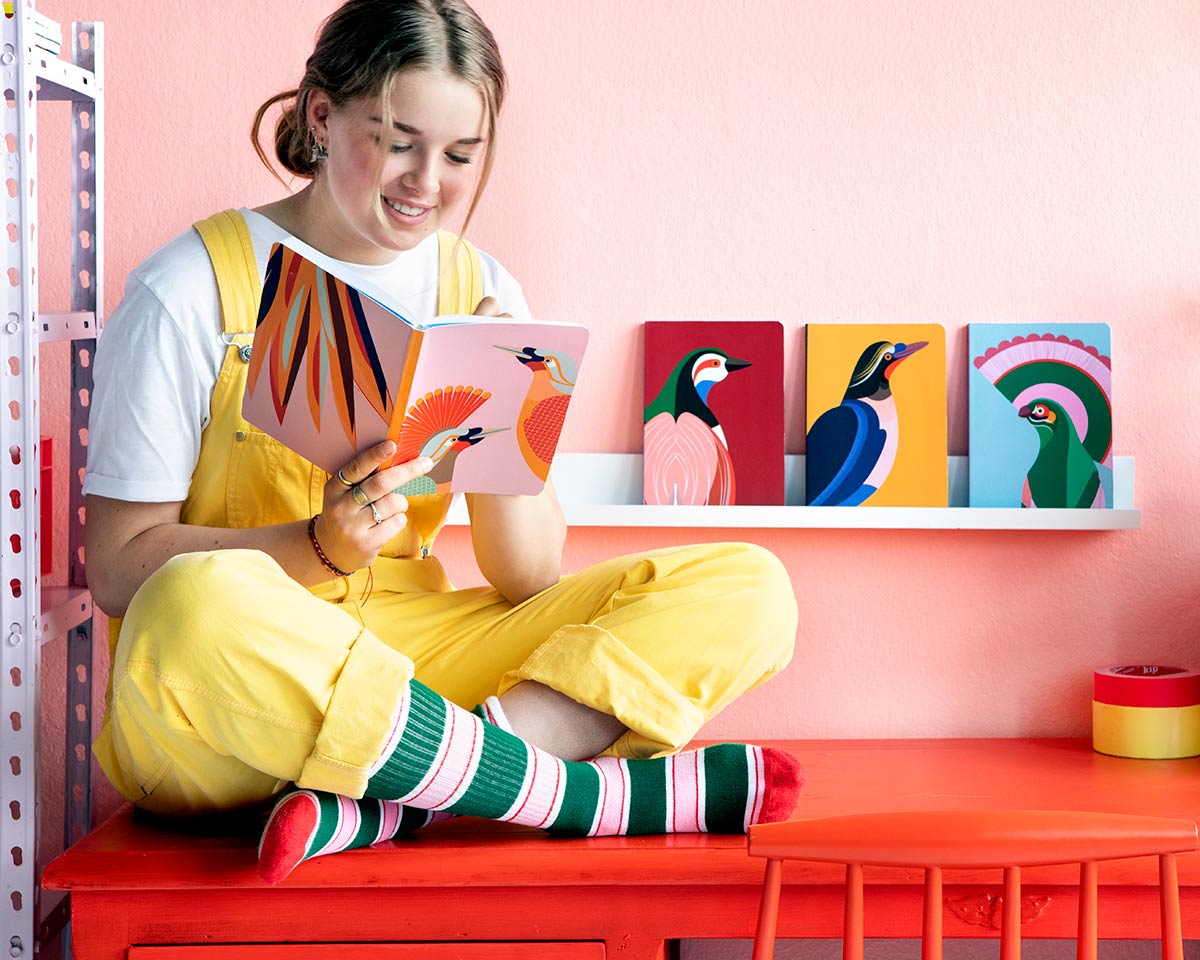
[308,68,488,263]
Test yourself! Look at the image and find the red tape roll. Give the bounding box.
[1093,665,1200,708]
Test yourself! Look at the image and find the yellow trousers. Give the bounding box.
[94,542,797,815]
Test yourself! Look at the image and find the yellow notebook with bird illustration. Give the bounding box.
[242,242,589,496]
[805,323,947,507]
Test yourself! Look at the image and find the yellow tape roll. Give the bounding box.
[1092,701,1200,759]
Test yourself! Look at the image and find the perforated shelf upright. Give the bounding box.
[1,4,103,958]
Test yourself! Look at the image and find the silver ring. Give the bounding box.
[369,502,383,525]
[336,468,355,488]
[352,485,371,506]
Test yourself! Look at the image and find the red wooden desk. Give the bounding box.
[43,738,1200,960]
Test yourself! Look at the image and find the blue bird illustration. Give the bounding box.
[806,340,927,506]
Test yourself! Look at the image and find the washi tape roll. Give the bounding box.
[1092,665,1200,759]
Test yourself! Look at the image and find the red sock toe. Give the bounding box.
[257,792,320,885]
[756,747,804,824]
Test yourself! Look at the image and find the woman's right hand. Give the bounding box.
[315,440,434,573]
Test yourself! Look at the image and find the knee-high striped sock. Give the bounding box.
[257,699,513,884]
[365,679,803,836]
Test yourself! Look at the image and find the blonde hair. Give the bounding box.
[251,0,506,237]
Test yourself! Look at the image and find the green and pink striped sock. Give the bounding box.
[257,789,453,883]
[257,699,511,884]
[258,681,802,883]
[366,679,802,838]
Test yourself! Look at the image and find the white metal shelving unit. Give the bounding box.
[445,453,1140,530]
[1,6,102,958]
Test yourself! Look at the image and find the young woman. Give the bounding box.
[83,0,801,884]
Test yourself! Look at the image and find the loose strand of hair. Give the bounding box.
[252,88,309,187]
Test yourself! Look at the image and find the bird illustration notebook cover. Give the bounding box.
[642,320,785,506]
[968,323,1112,509]
[805,324,947,507]
[242,242,589,496]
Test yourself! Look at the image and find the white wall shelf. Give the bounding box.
[444,454,1140,531]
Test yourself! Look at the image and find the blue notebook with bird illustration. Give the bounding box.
[241,241,589,496]
[968,323,1112,509]
[642,320,785,506]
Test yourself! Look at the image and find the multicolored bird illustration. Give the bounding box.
[805,340,927,506]
[389,386,507,495]
[248,243,393,447]
[494,345,580,481]
[642,349,751,505]
[1015,399,1104,508]
[973,333,1112,509]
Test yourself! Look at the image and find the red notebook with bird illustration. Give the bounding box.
[642,320,785,505]
[241,242,589,496]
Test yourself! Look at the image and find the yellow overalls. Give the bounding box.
[93,210,799,816]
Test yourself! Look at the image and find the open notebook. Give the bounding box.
[242,241,589,496]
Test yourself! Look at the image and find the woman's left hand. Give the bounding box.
[317,441,433,574]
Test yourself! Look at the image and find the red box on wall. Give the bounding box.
[40,436,52,575]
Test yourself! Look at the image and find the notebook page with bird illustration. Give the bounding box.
[242,242,588,495]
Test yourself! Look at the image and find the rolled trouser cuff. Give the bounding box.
[297,629,415,797]
[498,623,705,757]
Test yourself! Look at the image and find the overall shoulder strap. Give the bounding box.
[194,209,261,335]
[436,229,484,316]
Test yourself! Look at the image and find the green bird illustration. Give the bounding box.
[1017,399,1104,508]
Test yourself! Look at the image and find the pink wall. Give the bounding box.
[31,0,1200,861]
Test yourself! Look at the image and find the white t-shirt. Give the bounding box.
[83,208,532,503]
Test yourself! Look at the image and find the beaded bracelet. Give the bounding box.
[307,514,354,578]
